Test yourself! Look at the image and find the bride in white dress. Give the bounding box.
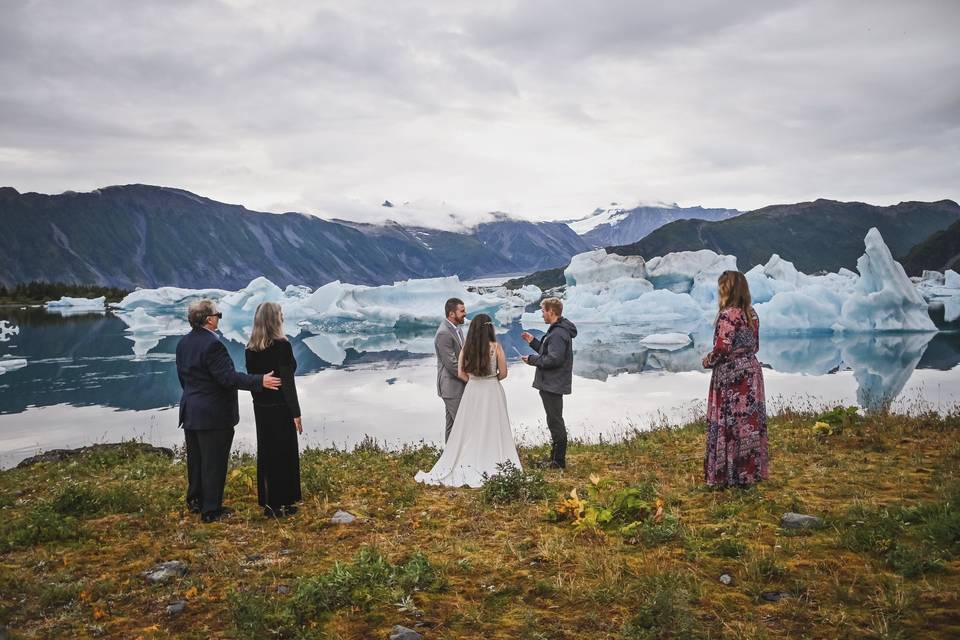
[415,313,522,488]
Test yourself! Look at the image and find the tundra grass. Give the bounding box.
[0,408,958,639]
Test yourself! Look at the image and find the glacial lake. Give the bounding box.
[0,305,958,469]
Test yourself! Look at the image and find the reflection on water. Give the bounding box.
[1,306,958,468]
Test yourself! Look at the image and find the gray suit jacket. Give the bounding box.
[435,321,466,398]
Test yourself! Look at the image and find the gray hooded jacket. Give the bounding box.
[525,317,578,395]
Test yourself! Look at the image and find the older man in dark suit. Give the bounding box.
[176,299,281,523]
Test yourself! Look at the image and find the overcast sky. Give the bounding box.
[1,0,957,227]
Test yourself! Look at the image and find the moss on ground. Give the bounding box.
[1,409,958,639]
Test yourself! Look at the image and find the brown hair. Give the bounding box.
[541,297,563,316]
[444,297,464,318]
[247,302,287,351]
[462,313,496,376]
[717,270,755,328]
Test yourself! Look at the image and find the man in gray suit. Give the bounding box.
[435,297,467,441]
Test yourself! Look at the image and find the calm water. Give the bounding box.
[1,306,958,468]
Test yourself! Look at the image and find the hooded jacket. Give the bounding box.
[525,317,578,395]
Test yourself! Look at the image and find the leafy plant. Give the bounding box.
[481,461,552,504]
[812,405,861,437]
[549,477,670,542]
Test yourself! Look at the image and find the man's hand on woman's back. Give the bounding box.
[262,370,282,390]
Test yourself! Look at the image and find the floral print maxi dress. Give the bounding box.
[703,307,768,487]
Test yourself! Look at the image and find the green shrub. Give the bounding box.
[620,571,702,639]
[229,590,299,640]
[1,505,84,551]
[711,537,748,558]
[50,483,144,517]
[293,547,443,620]
[481,461,552,504]
[51,485,102,517]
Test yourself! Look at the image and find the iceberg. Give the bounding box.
[115,286,231,310]
[947,270,960,289]
[0,320,18,342]
[646,250,736,294]
[834,228,936,332]
[639,332,692,350]
[564,250,647,286]
[0,358,27,375]
[46,295,105,309]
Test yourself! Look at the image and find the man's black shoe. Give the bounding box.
[201,506,234,523]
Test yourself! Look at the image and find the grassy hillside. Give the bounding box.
[1,408,958,638]
[612,199,960,273]
[900,218,960,275]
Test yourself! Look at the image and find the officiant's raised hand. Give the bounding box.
[521,331,534,343]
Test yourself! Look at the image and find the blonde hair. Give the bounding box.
[247,302,286,351]
[717,270,755,328]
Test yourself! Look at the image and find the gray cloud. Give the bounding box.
[1,0,957,223]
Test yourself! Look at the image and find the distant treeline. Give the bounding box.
[0,281,130,304]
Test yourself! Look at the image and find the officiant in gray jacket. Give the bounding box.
[435,297,467,441]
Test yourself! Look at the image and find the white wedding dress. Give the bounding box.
[415,347,522,488]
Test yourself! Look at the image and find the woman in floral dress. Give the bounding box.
[702,270,768,487]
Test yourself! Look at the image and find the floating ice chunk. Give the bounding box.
[302,334,348,365]
[116,286,230,310]
[754,285,847,333]
[646,250,736,294]
[838,267,858,279]
[0,358,27,375]
[946,270,960,289]
[284,284,313,298]
[921,270,944,284]
[46,295,105,309]
[0,320,18,342]
[833,228,936,332]
[639,333,692,350]
[762,254,808,287]
[220,276,285,314]
[516,285,543,304]
[745,264,797,304]
[564,250,647,286]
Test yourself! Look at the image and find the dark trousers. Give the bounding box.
[539,390,567,467]
[185,428,234,515]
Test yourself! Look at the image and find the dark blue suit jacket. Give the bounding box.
[176,328,262,430]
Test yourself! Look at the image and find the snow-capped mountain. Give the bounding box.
[568,203,741,248]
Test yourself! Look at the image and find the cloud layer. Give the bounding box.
[1,0,957,224]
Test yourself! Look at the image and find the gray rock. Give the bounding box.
[165,600,187,615]
[142,560,188,583]
[16,442,174,468]
[719,573,733,586]
[277,584,291,595]
[390,626,423,640]
[331,510,357,524]
[780,512,825,529]
[760,591,790,602]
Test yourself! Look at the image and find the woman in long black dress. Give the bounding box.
[245,302,302,516]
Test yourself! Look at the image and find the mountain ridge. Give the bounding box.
[610,198,960,273]
[0,184,589,289]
